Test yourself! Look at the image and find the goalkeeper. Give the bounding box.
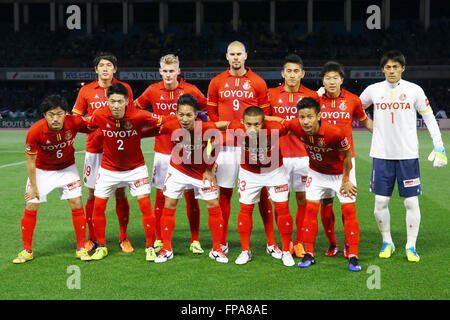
[359,50,447,263]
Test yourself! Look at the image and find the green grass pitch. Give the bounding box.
[0,129,448,300]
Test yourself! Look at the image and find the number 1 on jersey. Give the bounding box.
[391,112,394,124]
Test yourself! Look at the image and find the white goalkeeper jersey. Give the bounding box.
[360,79,432,160]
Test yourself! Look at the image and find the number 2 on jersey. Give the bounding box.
[117,139,124,150]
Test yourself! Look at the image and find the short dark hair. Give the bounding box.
[106,83,128,99]
[93,52,118,68]
[177,94,198,112]
[284,54,304,69]
[243,106,265,118]
[297,97,320,114]
[321,61,345,78]
[380,50,406,69]
[40,94,69,114]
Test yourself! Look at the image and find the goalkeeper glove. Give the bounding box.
[428,146,447,167]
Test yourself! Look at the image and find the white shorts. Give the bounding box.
[283,156,309,192]
[238,165,290,205]
[305,168,356,204]
[26,164,82,203]
[83,152,102,189]
[214,146,241,188]
[152,152,192,191]
[163,165,219,201]
[313,157,357,199]
[94,165,151,198]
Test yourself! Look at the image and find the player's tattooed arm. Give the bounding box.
[339,149,357,198]
[25,154,39,201]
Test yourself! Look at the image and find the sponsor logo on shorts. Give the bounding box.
[274,184,289,193]
[26,144,31,151]
[201,185,218,193]
[67,180,81,191]
[403,178,420,188]
[134,177,150,188]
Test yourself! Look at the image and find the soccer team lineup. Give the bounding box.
[13,40,448,273]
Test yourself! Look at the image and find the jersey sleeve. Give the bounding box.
[25,127,39,156]
[414,86,433,115]
[207,78,220,122]
[159,118,178,135]
[72,88,88,116]
[255,78,271,114]
[190,85,208,111]
[352,95,368,122]
[87,111,100,130]
[359,86,373,109]
[73,115,90,133]
[135,86,152,110]
[335,128,351,152]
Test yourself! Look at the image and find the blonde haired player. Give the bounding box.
[137,54,207,255]
[360,50,447,262]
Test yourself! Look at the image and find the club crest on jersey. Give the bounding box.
[65,131,72,140]
[317,138,326,147]
[338,102,348,111]
[242,80,251,90]
[399,93,407,101]
[123,121,133,130]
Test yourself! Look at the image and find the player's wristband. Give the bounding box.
[342,176,350,183]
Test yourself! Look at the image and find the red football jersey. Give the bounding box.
[318,89,367,157]
[283,119,351,175]
[88,106,163,172]
[25,115,88,171]
[207,67,270,146]
[135,77,207,155]
[160,119,220,180]
[72,78,134,154]
[228,119,286,174]
[269,84,319,158]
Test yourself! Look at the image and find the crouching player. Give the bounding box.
[86,83,166,261]
[228,107,295,267]
[150,94,229,263]
[281,98,361,272]
[13,95,91,263]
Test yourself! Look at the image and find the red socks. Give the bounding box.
[185,190,200,243]
[273,201,293,252]
[237,203,254,252]
[115,197,130,242]
[303,201,320,255]
[154,190,166,240]
[21,209,37,252]
[207,206,224,251]
[320,203,337,245]
[341,203,359,256]
[71,208,87,249]
[160,207,176,251]
[295,204,306,245]
[85,198,96,241]
[137,196,156,247]
[219,187,233,245]
[92,197,108,246]
[258,187,275,246]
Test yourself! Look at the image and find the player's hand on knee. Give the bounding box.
[428,146,447,167]
[203,169,218,187]
[25,187,39,201]
[340,181,357,198]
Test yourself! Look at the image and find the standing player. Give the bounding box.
[153,94,229,263]
[72,52,135,254]
[317,61,373,258]
[207,41,280,257]
[360,50,447,262]
[13,95,91,263]
[86,83,165,261]
[280,98,361,272]
[227,107,295,266]
[268,54,319,258]
[136,54,207,254]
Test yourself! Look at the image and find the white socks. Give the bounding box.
[374,195,421,249]
[404,196,421,249]
[374,195,392,244]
